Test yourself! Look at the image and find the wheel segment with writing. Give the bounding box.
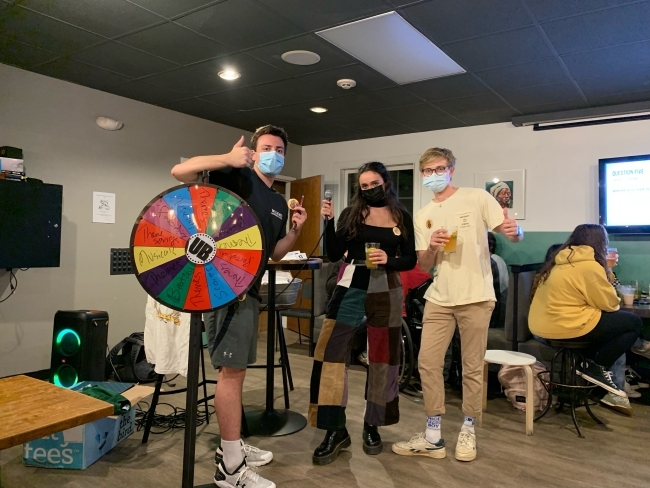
[130,183,266,313]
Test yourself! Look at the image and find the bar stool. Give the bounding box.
[535,339,604,438]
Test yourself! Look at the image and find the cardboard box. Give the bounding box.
[23,384,152,470]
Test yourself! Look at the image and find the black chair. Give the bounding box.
[535,339,604,438]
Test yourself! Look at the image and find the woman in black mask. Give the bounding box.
[309,161,416,465]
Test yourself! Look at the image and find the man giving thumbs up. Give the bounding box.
[392,148,522,464]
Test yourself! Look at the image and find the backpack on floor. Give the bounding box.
[105,332,157,383]
[497,362,549,412]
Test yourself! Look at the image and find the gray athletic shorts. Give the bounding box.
[204,294,260,370]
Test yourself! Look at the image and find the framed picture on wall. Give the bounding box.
[474,169,526,219]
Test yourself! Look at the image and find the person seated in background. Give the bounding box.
[529,224,642,398]
[487,232,508,328]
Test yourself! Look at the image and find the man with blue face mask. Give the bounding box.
[393,147,522,464]
[171,125,306,488]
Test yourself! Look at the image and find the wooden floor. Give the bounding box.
[2,329,649,488]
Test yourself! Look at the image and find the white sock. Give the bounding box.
[425,415,441,443]
[462,416,476,434]
[221,439,244,473]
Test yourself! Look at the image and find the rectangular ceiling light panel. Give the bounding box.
[317,11,465,85]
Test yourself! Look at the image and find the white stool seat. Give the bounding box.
[484,350,536,366]
[481,349,537,436]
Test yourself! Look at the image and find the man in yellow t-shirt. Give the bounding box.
[392,148,523,463]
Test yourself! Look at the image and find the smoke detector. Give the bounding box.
[96,117,123,131]
[337,78,356,90]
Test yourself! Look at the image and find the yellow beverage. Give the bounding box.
[607,258,617,268]
[365,247,378,268]
[444,231,458,253]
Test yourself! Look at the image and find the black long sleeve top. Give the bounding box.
[325,207,417,272]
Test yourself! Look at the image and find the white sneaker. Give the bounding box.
[214,460,275,488]
[391,432,446,459]
[624,381,642,399]
[455,429,476,462]
[631,341,650,360]
[601,392,633,416]
[215,442,273,467]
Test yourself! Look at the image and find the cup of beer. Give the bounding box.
[365,242,380,269]
[619,285,635,306]
[442,226,458,253]
[606,247,618,268]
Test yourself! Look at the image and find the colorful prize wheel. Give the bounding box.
[130,183,266,313]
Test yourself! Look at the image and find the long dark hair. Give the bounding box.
[339,162,407,240]
[536,224,609,288]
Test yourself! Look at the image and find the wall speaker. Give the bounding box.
[50,310,109,387]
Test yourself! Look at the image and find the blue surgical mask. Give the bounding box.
[423,173,450,193]
[257,151,284,176]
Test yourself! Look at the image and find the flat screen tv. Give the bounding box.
[599,154,650,234]
[0,180,63,268]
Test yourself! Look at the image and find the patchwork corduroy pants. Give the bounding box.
[308,263,403,430]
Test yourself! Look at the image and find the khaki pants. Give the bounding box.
[419,300,494,418]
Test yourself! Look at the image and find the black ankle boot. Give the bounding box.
[362,421,383,455]
[313,428,351,465]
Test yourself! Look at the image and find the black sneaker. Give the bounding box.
[577,359,626,397]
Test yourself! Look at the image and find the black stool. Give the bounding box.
[535,339,604,437]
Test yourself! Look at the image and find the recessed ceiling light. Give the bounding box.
[281,50,321,66]
[310,107,328,113]
[218,69,240,80]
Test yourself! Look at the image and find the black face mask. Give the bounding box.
[361,185,386,206]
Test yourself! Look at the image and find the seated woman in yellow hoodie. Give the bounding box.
[529,224,641,397]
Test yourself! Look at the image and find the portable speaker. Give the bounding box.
[50,310,109,387]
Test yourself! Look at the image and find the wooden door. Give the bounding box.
[286,175,323,339]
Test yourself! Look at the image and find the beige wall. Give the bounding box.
[0,63,301,377]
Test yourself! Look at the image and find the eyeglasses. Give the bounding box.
[422,166,450,177]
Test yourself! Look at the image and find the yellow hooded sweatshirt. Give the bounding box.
[529,245,620,339]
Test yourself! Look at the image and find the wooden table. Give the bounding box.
[622,304,650,319]
[0,375,114,450]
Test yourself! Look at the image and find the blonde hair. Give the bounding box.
[419,147,456,172]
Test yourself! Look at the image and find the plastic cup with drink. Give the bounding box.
[441,225,458,254]
[365,242,380,269]
[606,247,618,268]
[618,285,636,306]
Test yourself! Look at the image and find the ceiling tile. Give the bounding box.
[356,124,416,140]
[298,64,396,94]
[406,73,490,101]
[526,0,641,22]
[31,58,130,90]
[577,69,650,100]
[160,97,231,121]
[401,0,532,45]
[0,5,105,55]
[104,80,185,105]
[175,0,303,50]
[256,0,392,32]
[72,41,177,77]
[562,40,650,79]
[517,99,589,115]
[126,0,220,19]
[456,109,519,126]
[588,88,650,106]
[540,2,650,55]
[200,88,280,111]
[248,78,343,105]
[327,111,404,129]
[246,34,357,76]
[118,22,231,64]
[475,58,569,91]
[443,27,553,71]
[434,93,510,115]
[300,94,385,117]
[500,82,584,108]
[142,66,221,96]
[364,87,423,109]
[190,53,291,91]
[406,117,467,132]
[19,0,163,38]
[0,36,59,68]
[379,103,448,123]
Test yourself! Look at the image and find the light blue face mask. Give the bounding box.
[423,173,450,193]
[257,151,285,176]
